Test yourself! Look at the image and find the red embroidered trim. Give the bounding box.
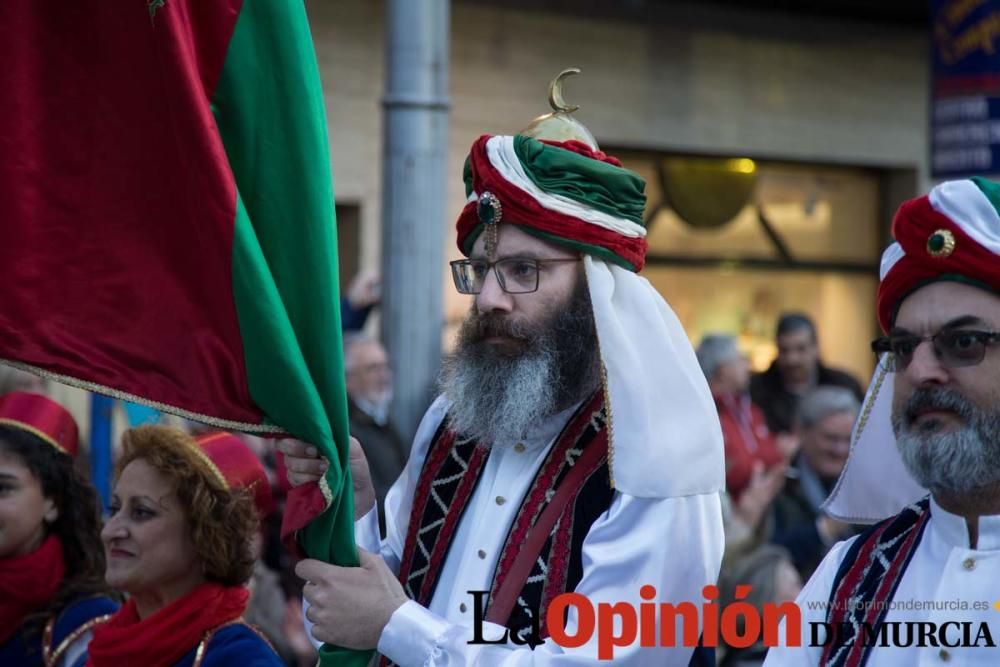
[821,509,930,667]
[538,448,609,636]
[845,519,926,667]
[831,522,890,622]
[396,430,456,590]
[490,392,604,599]
[819,521,888,666]
[492,392,604,591]
[419,445,488,604]
[540,513,574,637]
[395,390,608,655]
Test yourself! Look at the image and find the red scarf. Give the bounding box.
[85,582,248,667]
[0,534,65,644]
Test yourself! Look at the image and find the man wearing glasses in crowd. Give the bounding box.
[765,177,1000,666]
[281,92,726,665]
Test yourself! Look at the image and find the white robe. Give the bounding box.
[308,394,724,665]
[763,497,1000,666]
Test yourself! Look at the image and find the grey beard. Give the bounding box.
[440,342,560,446]
[440,278,600,446]
[355,392,392,426]
[892,387,1000,494]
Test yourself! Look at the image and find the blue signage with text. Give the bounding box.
[932,0,1000,177]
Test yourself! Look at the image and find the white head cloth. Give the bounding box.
[823,363,928,523]
[584,256,725,498]
[824,240,928,523]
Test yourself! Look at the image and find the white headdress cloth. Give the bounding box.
[584,256,725,498]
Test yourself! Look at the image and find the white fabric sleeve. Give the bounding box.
[376,491,724,666]
[762,536,856,666]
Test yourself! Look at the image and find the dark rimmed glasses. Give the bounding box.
[871,330,1000,372]
[450,257,581,295]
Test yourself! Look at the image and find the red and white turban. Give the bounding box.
[457,134,648,270]
[827,177,1000,522]
[877,177,1000,331]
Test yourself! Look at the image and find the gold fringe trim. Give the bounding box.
[193,617,279,667]
[852,359,889,449]
[183,440,231,491]
[0,358,287,435]
[0,418,69,456]
[183,432,233,491]
[319,471,335,508]
[599,359,616,490]
[582,265,615,490]
[43,612,113,667]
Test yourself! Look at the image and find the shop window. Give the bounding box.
[615,151,883,382]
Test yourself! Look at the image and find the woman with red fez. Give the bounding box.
[198,432,318,667]
[78,425,282,667]
[195,431,275,520]
[0,392,118,667]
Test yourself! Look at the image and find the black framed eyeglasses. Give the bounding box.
[449,257,580,295]
[871,330,1000,372]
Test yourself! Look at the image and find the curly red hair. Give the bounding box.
[116,425,258,586]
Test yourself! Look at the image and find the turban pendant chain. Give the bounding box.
[478,191,503,256]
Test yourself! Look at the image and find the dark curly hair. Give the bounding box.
[0,425,113,633]
[116,425,258,586]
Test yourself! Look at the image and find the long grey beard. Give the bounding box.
[440,343,559,446]
[440,277,599,447]
[892,387,1000,494]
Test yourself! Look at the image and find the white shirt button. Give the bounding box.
[478,549,487,559]
[459,603,468,613]
[495,496,506,506]
[962,557,976,570]
[939,648,951,661]
[514,443,525,453]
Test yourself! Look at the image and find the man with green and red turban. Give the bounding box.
[765,177,1000,666]
[285,88,726,665]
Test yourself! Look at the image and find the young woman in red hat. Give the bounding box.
[0,391,118,667]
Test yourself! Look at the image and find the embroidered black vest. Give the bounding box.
[820,497,932,667]
[395,390,613,646]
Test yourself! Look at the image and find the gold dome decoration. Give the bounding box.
[519,68,599,150]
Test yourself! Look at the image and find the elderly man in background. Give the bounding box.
[697,334,785,501]
[769,386,860,579]
[698,334,787,570]
[343,334,407,536]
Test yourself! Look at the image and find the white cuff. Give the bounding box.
[377,601,451,666]
[355,504,381,554]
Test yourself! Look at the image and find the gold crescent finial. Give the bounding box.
[519,67,598,149]
[548,68,581,114]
